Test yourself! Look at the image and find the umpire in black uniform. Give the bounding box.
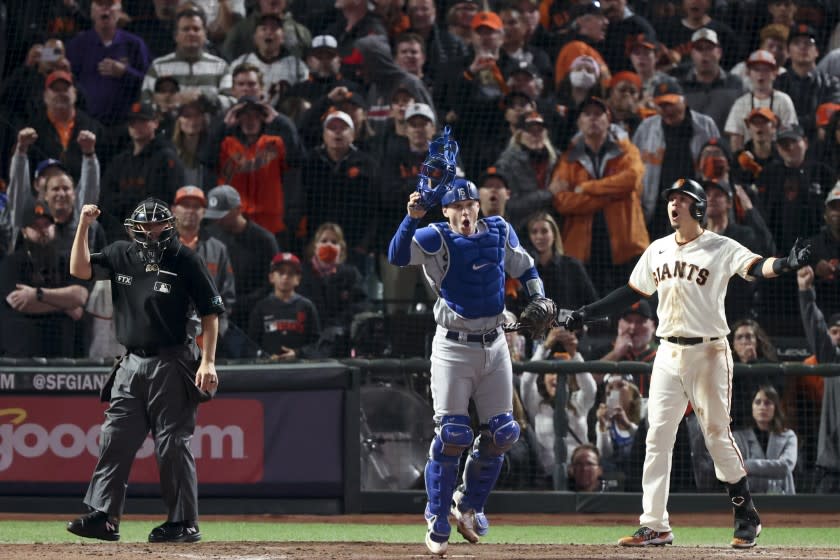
[67,198,225,543]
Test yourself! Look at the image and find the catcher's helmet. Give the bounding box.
[661,178,707,222]
[416,126,458,209]
[124,198,177,265]
[440,178,479,206]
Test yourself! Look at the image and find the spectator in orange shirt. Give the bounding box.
[212,96,301,248]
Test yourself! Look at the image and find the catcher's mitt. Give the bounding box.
[518,297,558,339]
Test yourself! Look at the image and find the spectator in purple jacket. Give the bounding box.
[66,0,151,126]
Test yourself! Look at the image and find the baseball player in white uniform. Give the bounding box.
[565,178,811,549]
[389,178,546,556]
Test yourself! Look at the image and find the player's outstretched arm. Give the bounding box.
[564,284,646,331]
[748,237,812,279]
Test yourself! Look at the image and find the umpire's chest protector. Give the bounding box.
[435,216,506,319]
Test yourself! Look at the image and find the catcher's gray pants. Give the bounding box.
[84,348,199,522]
[429,327,513,424]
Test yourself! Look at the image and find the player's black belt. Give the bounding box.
[445,328,500,345]
[662,336,721,346]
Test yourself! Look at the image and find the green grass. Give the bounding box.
[1,521,839,547]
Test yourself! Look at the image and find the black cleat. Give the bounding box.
[148,520,202,543]
[67,510,120,541]
[732,506,762,548]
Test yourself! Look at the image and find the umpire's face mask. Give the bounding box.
[128,222,176,265]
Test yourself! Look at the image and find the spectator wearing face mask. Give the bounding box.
[554,55,608,149]
[297,222,368,356]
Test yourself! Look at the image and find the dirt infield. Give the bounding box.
[1,513,838,560]
[1,541,839,560]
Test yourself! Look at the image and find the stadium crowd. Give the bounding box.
[0,0,840,493]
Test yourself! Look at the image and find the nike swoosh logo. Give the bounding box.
[472,263,492,271]
[658,250,666,254]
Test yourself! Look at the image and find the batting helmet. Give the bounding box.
[124,198,177,265]
[661,178,707,222]
[441,178,479,206]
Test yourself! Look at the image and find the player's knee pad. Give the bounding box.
[478,412,520,457]
[430,414,473,460]
[457,413,519,513]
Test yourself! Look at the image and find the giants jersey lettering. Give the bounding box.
[628,231,761,338]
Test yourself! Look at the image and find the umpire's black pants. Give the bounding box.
[84,346,201,522]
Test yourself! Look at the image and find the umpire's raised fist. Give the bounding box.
[80,204,101,225]
[564,309,585,332]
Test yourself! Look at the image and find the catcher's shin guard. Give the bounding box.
[458,413,520,514]
[424,415,473,540]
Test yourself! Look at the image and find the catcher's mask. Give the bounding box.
[441,178,479,206]
[661,178,707,222]
[416,126,458,209]
[124,198,176,265]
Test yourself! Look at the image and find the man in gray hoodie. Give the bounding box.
[798,264,840,493]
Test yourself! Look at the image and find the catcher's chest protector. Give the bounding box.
[434,217,506,319]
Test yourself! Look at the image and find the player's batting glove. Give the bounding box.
[519,296,558,339]
[564,308,586,332]
[785,237,812,271]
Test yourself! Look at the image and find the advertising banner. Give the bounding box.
[0,390,345,496]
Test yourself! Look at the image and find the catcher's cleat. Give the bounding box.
[618,526,674,547]
[731,507,762,549]
[148,520,201,543]
[452,489,489,538]
[424,506,450,556]
[450,506,479,544]
[67,510,120,541]
[425,529,448,556]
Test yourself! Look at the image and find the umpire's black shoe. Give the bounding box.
[67,510,120,541]
[148,521,202,543]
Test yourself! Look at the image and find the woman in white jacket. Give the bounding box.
[521,326,596,488]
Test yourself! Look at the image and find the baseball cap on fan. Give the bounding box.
[270,252,302,273]
[405,102,436,126]
[204,185,241,219]
[45,70,73,89]
[652,78,684,106]
[825,182,840,205]
[174,185,207,207]
[323,110,355,131]
[22,199,55,228]
[691,28,719,47]
[621,300,653,320]
[310,35,339,53]
[776,124,805,142]
[34,158,68,180]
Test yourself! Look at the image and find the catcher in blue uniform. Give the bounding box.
[388,127,556,555]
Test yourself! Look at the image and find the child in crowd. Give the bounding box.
[248,252,322,359]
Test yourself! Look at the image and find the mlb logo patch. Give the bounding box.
[116,274,132,285]
[153,281,171,294]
